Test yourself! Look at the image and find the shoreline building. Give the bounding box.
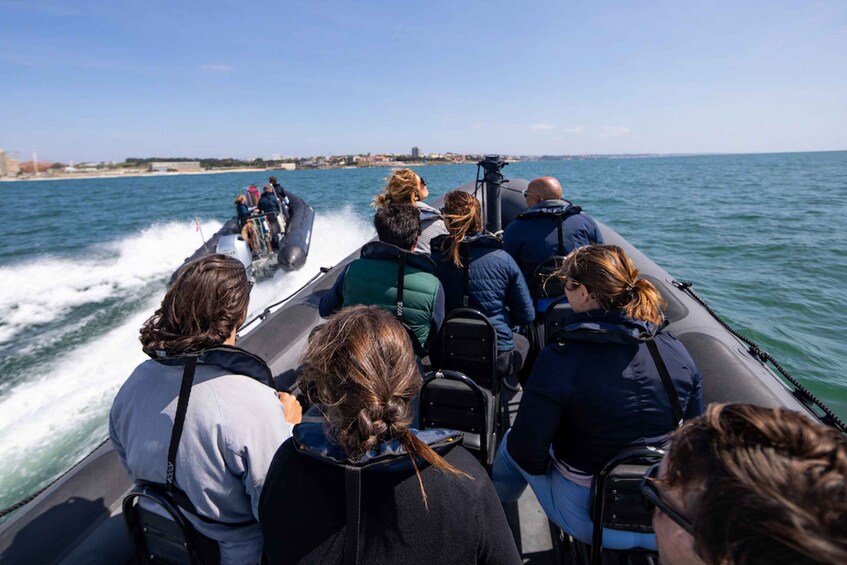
[148,161,202,173]
[411,146,420,159]
[0,150,20,177]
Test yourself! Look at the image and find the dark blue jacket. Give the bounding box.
[430,232,535,352]
[236,202,252,220]
[258,192,281,215]
[507,310,704,475]
[319,241,446,350]
[502,199,603,284]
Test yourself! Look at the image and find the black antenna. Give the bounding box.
[475,155,508,233]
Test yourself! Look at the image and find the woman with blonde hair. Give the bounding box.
[493,244,704,551]
[372,168,447,254]
[431,191,534,380]
[260,305,520,564]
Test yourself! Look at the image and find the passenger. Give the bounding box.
[430,190,535,380]
[235,194,260,255]
[268,176,290,219]
[235,193,252,228]
[247,184,261,206]
[319,204,445,353]
[109,254,302,565]
[372,168,448,254]
[259,305,521,564]
[257,185,283,247]
[648,403,847,565]
[492,244,704,550]
[502,176,603,286]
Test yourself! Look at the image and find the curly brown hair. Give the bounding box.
[665,403,847,564]
[299,306,470,506]
[139,254,250,356]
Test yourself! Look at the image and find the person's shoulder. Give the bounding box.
[431,445,491,493]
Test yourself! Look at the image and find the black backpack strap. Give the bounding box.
[396,253,406,323]
[556,216,565,256]
[344,466,362,565]
[646,339,684,428]
[460,243,470,307]
[166,356,197,492]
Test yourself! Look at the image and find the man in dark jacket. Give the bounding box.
[257,185,283,247]
[502,176,603,286]
[268,176,290,220]
[319,205,445,352]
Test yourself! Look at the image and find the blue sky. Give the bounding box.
[1,0,845,161]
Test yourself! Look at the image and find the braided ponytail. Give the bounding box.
[299,306,472,506]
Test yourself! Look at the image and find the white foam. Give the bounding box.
[0,209,373,498]
[0,220,223,344]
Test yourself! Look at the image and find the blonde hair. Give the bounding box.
[440,191,483,268]
[372,168,423,208]
[234,194,246,204]
[299,306,471,507]
[558,244,666,325]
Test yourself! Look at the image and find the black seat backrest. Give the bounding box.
[122,484,219,565]
[419,370,496,466]
[544,295,574,345]
[588,447,664,565]
[437,308,499,393]
[531,256,566,301]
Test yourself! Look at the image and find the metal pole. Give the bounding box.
[478,155,507,233]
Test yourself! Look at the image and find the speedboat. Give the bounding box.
[0,157,842,564]
[172,189,315,282]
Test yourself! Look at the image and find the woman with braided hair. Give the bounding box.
[259,305,520,565]
[372,168,448,254]
[492,244,704,551]
[431,190,534,380]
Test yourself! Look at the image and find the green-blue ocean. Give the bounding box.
[0,151,845,511]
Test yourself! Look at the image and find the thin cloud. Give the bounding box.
[530,123,555,131]
[198,64,232,72]
[565,126,586,134]
[599,126,630,137]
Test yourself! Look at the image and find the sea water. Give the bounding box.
[0,151,845,513]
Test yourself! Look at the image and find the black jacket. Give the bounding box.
[259,423,520,564]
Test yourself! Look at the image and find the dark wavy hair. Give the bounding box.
[665,403,847,564]
[374,204,420,250]
[299,306,471,507]
[139,254,250,356]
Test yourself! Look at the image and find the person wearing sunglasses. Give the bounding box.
[372,168,448,254]
[492,244,704,551]
[502,176,603,285]
[643,403,847,565]
[110,254,302,564]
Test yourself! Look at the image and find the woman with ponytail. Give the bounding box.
[431,191,534,379]
[493,244,704,551]
[259,305,520,565]
[372,168,448,254]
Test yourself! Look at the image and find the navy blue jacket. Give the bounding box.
[236,202,252,220]
[430,232,535,352]
[507,310,704,475]
[258,192,281,215]
[502,199,603,284]
[319,242,446,349]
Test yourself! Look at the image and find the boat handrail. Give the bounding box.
[672,279,846,433]
[238,266,333,334]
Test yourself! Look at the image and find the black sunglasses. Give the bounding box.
[640,462,694,534]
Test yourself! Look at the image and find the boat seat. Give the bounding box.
[531,256,566,315]
[122,483,220,565]
[436,308,500,394]
[419,370,496,466]
[543,295,574,346]
[569,447,664,565]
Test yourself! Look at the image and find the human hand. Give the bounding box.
[277,391,303,425]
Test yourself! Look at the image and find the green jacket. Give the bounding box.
[318,242,445,350]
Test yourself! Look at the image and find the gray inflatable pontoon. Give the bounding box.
[0,171,842,564]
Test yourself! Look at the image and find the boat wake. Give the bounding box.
[0,208,373,511]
